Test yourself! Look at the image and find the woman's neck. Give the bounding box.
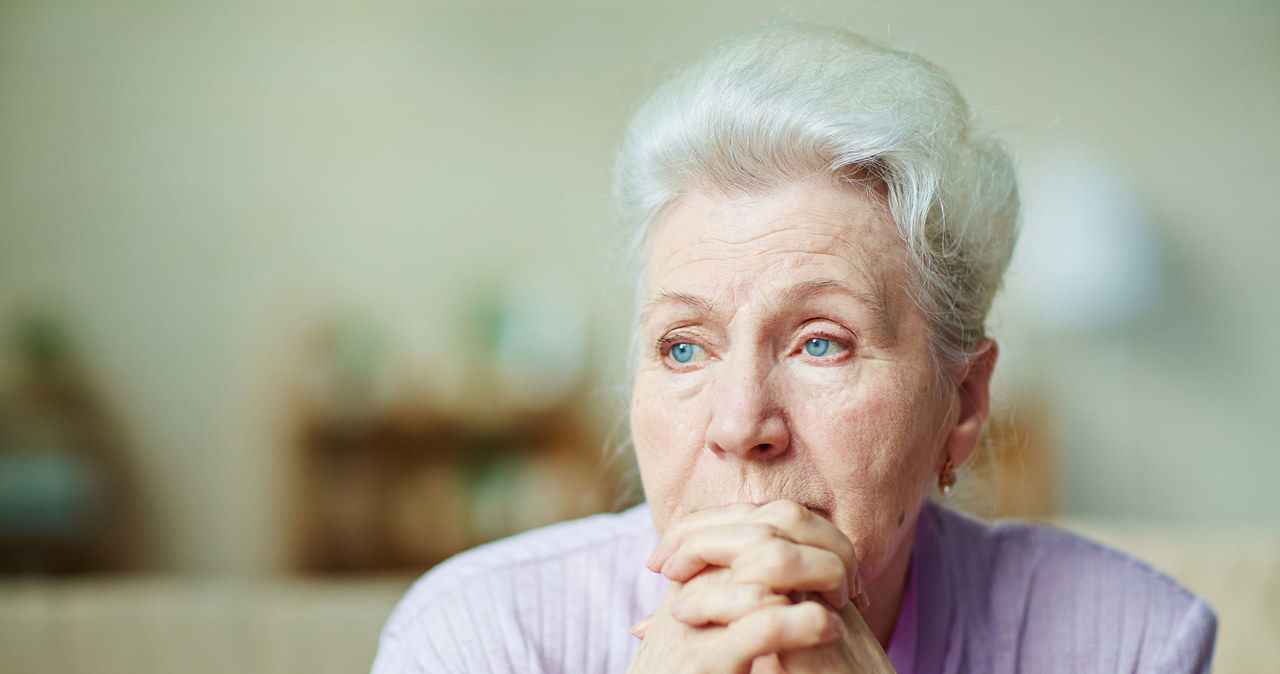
[864,517,918,648]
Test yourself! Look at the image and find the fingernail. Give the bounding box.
[646,548,660,571]
[855,589,871,611]
[629,615,652,639]
[660,557,674,576]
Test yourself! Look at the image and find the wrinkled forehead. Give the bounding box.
[639,179,912,327]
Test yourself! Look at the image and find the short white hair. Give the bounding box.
[614,24,1020,375]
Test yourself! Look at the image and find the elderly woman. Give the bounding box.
[373,25,1216,673]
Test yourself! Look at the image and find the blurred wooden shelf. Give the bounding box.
[292,399,623,573]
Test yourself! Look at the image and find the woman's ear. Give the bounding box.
[941,338,998,469]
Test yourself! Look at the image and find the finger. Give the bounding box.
[747,501,859,593]
[705,602,842,669]
[670,582,788,626]
[652,501,859,594]
[648,503,761,571]
[729,540,850,608]
[629,613,653,640]
[659,523,794,581]
[750,654,787,674]
[779,602,895,673]
[660,526,850,608]
[658,518,852,606]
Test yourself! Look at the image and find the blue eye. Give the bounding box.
[804,338,831,357]
[670,342,698,363]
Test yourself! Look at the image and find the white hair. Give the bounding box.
[614,24,1020,376]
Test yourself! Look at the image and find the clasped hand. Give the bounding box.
[625,501,894,674]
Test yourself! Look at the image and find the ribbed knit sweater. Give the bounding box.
[372,503,1215,673]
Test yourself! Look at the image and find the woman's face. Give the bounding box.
[630,176,956,582]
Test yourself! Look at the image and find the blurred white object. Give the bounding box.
[1011,147,1165,332]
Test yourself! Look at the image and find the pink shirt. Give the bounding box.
[372,503,1214,673]
[885,553,918,672]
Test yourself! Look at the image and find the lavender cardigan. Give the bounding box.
[372,503,1216,673]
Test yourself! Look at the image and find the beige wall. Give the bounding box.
[1,0,1276,574]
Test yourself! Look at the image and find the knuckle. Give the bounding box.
[749,584,782,606]
[753,609,787,638]
[762,500,807,527]
[749,584,773,602]
[839,538,857,568]
[746,523,779,545]
[793,602,831,635]
[819,551,845,579]
[761,541,801,575]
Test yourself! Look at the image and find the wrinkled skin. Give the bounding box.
[626,176,996,672]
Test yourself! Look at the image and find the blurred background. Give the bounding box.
[0,0,1276,672]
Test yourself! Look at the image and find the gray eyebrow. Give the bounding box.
[640,277,894,339]
[639,290,722,327]
[775,278,882,312]
[773,278,894,340]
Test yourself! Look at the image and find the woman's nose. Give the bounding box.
[703,358,791,461]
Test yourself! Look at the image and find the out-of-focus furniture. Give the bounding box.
[0,575,412,674]
[294,400,621,574]
[0,523,1276,673]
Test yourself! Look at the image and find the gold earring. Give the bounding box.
[938,457,957,496]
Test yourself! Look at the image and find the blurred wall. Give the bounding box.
[0,0,1276,574]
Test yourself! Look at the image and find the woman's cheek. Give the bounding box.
[788,374,921,574]
[631,381,700,526]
